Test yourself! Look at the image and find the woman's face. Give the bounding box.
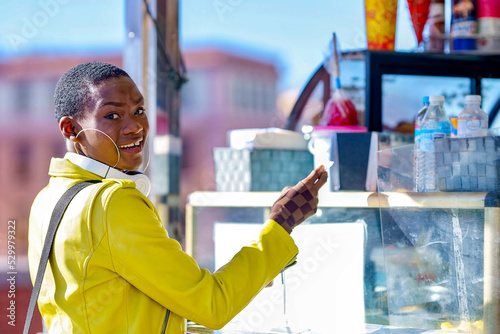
[74,75,149,171]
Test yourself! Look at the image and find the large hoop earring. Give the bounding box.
[74,128,121,169]
[141,136,151,173]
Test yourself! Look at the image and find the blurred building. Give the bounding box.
[179,48,281,205]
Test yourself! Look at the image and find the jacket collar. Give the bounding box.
[49,156,103,181]
[49,153,151,196]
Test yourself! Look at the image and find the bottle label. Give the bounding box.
[419,121,451,151]
[451,0,477,37]
[457,118,488,137]
[450,117,458,137]
[451,21,477,37]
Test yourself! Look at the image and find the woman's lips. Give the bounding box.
[118,139,143,154]
[119,144,142,154]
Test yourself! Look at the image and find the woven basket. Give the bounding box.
[213,148,314,191]
[435,136,500,192]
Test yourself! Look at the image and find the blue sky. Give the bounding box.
[181,0,417,90]
[0,0,125,53]
[0,0,417,91]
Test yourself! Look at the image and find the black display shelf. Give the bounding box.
[286,50,500,132]
[365,51,500,132]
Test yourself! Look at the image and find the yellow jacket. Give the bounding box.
[28,158,298,333]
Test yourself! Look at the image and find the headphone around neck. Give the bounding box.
[65,152,151,196]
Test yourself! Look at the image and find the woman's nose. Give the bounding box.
[123,117,143,134]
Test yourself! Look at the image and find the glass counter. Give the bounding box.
[185,191,500,334]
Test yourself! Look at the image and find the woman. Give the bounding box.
[28,62,328,333]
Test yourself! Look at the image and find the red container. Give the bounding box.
[478,0,500,18]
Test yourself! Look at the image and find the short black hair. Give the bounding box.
[54,61,130,122]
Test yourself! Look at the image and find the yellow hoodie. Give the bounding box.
[28,157,298,333]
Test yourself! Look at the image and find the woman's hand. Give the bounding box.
[269,165,328,233]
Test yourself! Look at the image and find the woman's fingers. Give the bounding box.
[301,165,328,194]
[269,166,328,233]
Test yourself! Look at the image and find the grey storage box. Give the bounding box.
[213,148,314,191]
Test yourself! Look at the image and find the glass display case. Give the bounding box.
[185,190,500,334]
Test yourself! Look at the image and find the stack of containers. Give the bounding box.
[477,0,500,52]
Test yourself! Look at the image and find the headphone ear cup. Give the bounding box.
[132,174,151,197]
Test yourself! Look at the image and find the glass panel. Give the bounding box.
[192,206,265,270]
[191,203,387,332]
[314,207,388,327]
[481,78,500,128]
[377,144,415,192]
[381,75,471,131]
[377,144,486,333]
[380,206,484,331]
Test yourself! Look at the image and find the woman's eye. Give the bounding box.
[136,108,145,115]
[105,113,119,120]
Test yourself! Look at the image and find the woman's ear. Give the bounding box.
[59,117,79,142]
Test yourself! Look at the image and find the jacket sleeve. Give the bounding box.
[104,186,298,330]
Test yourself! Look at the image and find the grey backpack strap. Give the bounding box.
[23,180,100,334]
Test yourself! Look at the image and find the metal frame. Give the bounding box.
[285,64,330,131]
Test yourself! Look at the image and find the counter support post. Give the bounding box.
[484,206,500,334]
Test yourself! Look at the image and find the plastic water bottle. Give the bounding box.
[457,95,488,137]
[416,95,451,192]
[413,96,429,192]
[414,96,430,141]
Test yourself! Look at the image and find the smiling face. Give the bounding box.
[69,75,149,171]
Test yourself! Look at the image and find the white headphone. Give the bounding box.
[65,152,151,196]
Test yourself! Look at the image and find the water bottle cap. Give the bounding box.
[429,95,445,103]
[423,96,429,104]
[465,95,481,104]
